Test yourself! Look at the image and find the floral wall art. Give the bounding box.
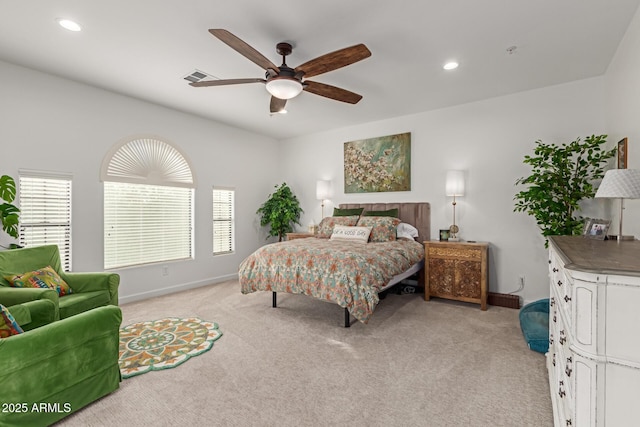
[344,132,411,193]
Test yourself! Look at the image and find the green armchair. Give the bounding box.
[0,245,119,319]
[0,304,123,426]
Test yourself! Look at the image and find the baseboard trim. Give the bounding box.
[488,292,521,309]
[119,273,238,305]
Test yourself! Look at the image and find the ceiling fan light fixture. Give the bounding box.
[265,77,303,100]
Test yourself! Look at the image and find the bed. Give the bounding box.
[239,202,430,326]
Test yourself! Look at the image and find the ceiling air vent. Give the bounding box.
[183,69,218,83]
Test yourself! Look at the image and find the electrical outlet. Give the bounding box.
[162,265,169,276]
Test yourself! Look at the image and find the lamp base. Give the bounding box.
[607,235,635,241]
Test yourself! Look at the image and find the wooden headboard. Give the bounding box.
[339,202,431,243]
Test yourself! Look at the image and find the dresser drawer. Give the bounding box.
[427,245,482,261]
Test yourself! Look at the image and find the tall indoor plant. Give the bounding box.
[514,135,616,241]
[257,182,303,242]
[0,174,20,239]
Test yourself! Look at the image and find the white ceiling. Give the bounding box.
[1,1,638,140]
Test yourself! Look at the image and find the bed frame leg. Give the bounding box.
[272,292,277,308]
[344,308,351,328]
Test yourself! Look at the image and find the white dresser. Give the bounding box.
[547,236,640,427]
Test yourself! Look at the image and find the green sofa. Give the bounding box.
[0,245,119,319]
[0,304,123,426]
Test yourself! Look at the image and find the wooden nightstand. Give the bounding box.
[286,232,316,241]
[423,240,489,310]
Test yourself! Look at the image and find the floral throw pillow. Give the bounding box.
[5,265,73,297]
[356,216,402,242]
[317,215,360,238]
[0,304,24,338]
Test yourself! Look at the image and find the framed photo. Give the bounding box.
[618,137,628,169]
[439,229,450,241]
[583,218,611,240]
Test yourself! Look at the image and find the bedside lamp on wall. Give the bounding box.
[594,169,640,240]
[316,180,332,219]
[446,170,465,242]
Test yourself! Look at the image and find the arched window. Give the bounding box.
[101,135,196,269]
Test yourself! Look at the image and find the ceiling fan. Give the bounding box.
[189,29,372,113]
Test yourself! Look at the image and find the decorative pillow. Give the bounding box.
[329,225,372,244]
[397,222,419,240]
[363,208,399,218]
[5,266,73,297]
[0,304,24,338]
[333,207,364,217]
[317,215,360,238]
[356,216,401,242]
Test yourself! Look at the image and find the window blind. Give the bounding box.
[104,182,193,269]
[213,187,234,255]
[19,174,72,271]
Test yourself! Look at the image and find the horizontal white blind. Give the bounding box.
[19,174,72,271]
[213,187,234,255]
[104,182,193,269]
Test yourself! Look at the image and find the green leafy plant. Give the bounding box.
[514,135,616,242]
[0,174,20,239]
[257,183,303,242]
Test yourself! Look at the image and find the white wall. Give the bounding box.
[280,77,607,305]
[6,12,640,308]
[605,5,640,238]
[0,60,280,303]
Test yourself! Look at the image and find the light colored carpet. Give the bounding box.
[56,280,553,427]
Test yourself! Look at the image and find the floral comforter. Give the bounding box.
[238,237,424,323]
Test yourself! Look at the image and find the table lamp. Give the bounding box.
[446,170,465,241]
[594,169,640,240]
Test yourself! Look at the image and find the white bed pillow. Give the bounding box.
[329,225,372,243]
[397,222,419,240]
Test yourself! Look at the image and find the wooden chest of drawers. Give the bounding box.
[423,241,488,310]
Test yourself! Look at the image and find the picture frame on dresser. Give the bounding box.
[582,218,610,239]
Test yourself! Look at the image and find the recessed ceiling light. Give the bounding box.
[443,61,459,70]
[56,18,82,32]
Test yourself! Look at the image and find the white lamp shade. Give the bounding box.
[595,169,640,199]
[445,170,465,197]
[265,78,303,100]
[316,180,331,200]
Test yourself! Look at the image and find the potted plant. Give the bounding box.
[257,183,303,242]
[514,135,616,243]
[0,174,20,239]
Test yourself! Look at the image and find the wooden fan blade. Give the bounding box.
[303,81,363,104]
[190,78,265,87]
[209,29,279,71]
[295,44,371,78]
[270,96,287,113]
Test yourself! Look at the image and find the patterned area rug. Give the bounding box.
[119,317,222,379]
